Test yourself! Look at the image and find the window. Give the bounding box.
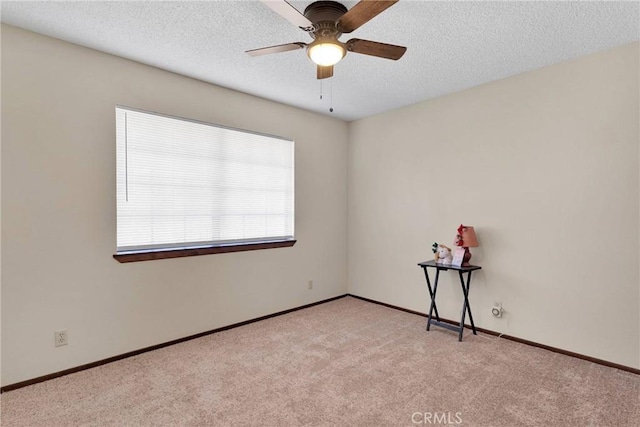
[114,106,295,262]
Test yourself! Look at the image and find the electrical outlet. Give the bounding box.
[307,280,313,290]
[55,329,68,347]
[491,303,504,318]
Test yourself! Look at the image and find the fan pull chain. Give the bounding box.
[319,80,333,113]
[329,80,334,113]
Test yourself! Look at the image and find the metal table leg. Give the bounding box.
[457,270,477,341]
[426,268,441,331]
[423,266,440,321]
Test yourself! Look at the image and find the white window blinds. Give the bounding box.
[116,106,294,253]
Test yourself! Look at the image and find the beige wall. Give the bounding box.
[348,43,640,368]
[0,25,348,386]
[1,24,639,387]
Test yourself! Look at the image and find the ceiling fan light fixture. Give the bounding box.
[307,41,345,66]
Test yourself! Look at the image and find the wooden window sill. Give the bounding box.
[113,240,296,263]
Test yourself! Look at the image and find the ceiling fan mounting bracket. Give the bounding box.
[304,1,348,23]
[304,1,347,40]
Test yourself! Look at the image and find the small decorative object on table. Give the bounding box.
[454,224,479,266]
[434,244,453,265]
[450,246,466,267]
[431,242,439,261]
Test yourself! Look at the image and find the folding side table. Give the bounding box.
[417,260,481,341]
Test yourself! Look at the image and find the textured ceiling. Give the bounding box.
[1,1,638,121]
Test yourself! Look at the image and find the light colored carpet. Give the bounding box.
[1,296,639,426]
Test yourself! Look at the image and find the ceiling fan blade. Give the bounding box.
[338,0,398,33]
[346,38,406,60]
[261,0,314,30]
[317,65,334,79]
[246,42,306,57]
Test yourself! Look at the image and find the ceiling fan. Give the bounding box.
[246,0,407,79]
